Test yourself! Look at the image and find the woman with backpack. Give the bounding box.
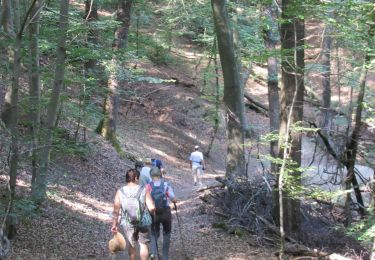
[111,168,156,260]
[147,167,177,260]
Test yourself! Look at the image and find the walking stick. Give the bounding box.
[173,202,189,259]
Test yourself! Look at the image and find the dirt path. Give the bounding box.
[108,67,276,259]
[113,116,274,259]
[7,55,275,260]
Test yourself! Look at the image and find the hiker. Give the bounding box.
[111,168,156,260]
[151,158,165,176]
[147,167,177,260]
[134,160,144,172]
[189,145,205,186]
[139,158,153,187]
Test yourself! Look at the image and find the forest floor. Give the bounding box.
[5,41,278,259]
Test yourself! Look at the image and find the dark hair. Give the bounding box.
[126,168,140,183]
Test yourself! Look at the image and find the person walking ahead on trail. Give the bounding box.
[111,169,156,260]
[146,167,177,260]
[139,158,153,187]
[189,145,205,186]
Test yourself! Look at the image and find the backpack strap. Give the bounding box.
[119,187,126,216]
[134,186,144,222]
[160,180,169,208]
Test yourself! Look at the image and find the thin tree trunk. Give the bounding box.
[1,0,15,125]
[343,9,375,225]
[277,0,305,235]
[344,55,370,225]
[211,0,245,179]
[262,4,279,174]
[321,24,332,134]
[8,35,21,205]
[102,58,120,143]
[28,0,42,185]
[32,0,70,203]
[84,0,98,71]
[7,0,37,205]
[7,0,21,204]
[206,38,219,157]
[0,0,2,29]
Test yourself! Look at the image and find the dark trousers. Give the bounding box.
[151,208,172,260]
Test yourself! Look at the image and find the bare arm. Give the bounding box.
[111,190,121,233]
[145,189,155,215]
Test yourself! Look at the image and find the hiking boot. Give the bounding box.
[149,254,155,260]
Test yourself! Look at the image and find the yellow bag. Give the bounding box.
[108,232,126,254]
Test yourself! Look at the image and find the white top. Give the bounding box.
[190,151,204,167]
[139,166,152,186]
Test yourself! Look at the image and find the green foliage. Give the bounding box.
[348,213,375,246]
[156,0,214,46]
[291,121,319,133]
[12,198,38,217]
[49,127,90,157]
[146,42,172,65]
[230,227,246,237]
[212,222,228,230]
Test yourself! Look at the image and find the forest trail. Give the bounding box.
[110,60,276,259]
[8,49,275,259]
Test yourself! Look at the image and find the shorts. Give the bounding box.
[122,225,151,248]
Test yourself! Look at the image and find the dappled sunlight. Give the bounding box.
[148,133,180,151]
[48,192,112,222]
[1,175,29,188]
[46,183,113,222]
[71,1,113,17]
[143,143,181,164]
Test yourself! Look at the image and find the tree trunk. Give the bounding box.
[344,55,370,225]
[0,0,14,34]
[343,8,375,225]
[211,0,245,179]
[320,23,332,135]
[7,0,22,203]
[97,0,133,148]
[84,0,98,71]
[8,35,21,205]
[113,0,133,49]
[32,0,70,203]
[206,38,220,157]
[277,0,305,235]
[262,4,279,174]
[101,58,120,143]
[28,0,42,185]
[4,0,38,204]
[1,0,15,125]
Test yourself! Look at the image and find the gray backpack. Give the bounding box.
[120,186,144,226]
